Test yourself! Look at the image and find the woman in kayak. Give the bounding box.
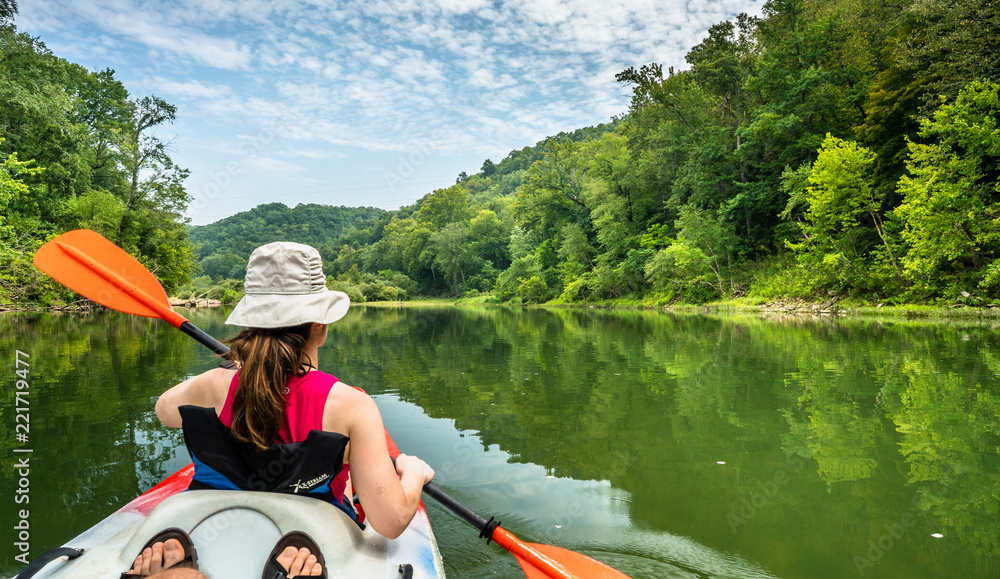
[125,241,435,578]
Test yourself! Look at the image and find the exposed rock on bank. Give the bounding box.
[169,298,222,307]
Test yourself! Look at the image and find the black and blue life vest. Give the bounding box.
[179,405,355,519]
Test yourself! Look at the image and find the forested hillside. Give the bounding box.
[0,2,194,305]
[318,0,1000,305]
[188,203,386,279]
[4,0,999,308]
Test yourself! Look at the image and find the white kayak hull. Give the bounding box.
[19,465,445,579]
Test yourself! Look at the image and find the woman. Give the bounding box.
[127,241,435,578]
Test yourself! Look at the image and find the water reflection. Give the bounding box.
[1,308,998,578]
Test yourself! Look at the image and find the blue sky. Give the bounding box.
[18,0,762,225]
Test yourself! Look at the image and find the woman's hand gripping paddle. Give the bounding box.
[34,228,631,579]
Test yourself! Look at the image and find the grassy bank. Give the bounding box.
[362,295,1000,322]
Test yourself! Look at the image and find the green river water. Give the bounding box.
[1,306,999,578]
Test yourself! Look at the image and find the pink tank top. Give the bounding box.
[218,370,351,503]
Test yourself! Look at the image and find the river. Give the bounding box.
[1,306,998,578]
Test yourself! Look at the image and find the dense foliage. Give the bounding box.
[0,10,195,305]
[5,0,1000,307]
[314,0,1000,305]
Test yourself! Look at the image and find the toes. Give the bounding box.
[275,545,324,578]
[127,537,189,577]
[302,554,319,577]
[289,547,311,577]
[141,546,155,575]
[149,542,166,573]
[126,552,144,575]
[276,545,298,573]
[161,538,185,568]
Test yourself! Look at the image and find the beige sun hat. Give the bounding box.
[225,242,350,328]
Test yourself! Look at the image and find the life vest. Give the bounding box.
[179,405,354,513]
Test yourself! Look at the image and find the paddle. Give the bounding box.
[33,229,631,579]
[33,229,231,360]
[421,482,629,578]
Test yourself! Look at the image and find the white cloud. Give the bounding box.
[150,78,234,100]
[469,69,518,90]
[278,149,349,160]
[19,0,764,218]
[242,155,308,175]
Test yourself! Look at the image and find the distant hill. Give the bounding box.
[188,202,387,280]
[188,121,619,282]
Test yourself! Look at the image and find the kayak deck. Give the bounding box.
[20,464,445,578]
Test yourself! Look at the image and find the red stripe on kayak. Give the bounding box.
[121,464,195,515]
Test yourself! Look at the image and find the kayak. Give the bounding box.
[16,461,445,579]
[29,228,633,579]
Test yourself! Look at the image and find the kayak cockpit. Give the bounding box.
[20,490,443,578]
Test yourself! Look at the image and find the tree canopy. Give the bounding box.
[1,21,195,304]
[6,0,1000,308]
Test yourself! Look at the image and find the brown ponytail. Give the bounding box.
[225,323,314,451]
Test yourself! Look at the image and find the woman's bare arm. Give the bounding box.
[155,367,234,428]
[334,387,434,539]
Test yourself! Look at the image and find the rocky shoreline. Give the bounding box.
[168,297,223,307]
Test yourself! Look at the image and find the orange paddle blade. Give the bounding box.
[492,528,631,579]
[33,229,185,327]
[517,543,629,579]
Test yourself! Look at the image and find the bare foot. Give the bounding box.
[126,538,186,576]
[275,546,324,577]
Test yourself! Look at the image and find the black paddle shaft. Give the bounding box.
[422,482,500,542]
[179,321,230,355]
[179,321,236,368]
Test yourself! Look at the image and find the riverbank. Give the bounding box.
[10,294,1000,322]
[0,300,98,313]
[357,295,1000,321]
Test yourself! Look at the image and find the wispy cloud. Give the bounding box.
[18,0,763,218]
[150,78,234,100]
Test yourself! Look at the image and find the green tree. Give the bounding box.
[429,222,473,295]
[63,189,127,239]
[0,142,65,304]
[557,222,594,282]
[788,135,899,291]
[199,252,247,281]
[112,95,178,243]
[66,65,131,183]
[686,15,759,146]
[0,0,16,22]
[900,0,1000,102]
[375,217,434,283]
[417,184,473,229]
[645,206,738,299]
[468,209,509,268]
[0,25,91,220]
[508,224,534,261]
[0,140,39,230]
[514,139,588,240]
[893,81,1000,297]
